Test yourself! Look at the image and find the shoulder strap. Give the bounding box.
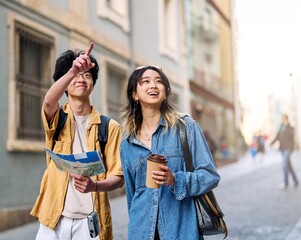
[52,109,111,156]
[178,118,195,172]
[178,118,227,221]
[52,108,67,150]
[98,115,111,157]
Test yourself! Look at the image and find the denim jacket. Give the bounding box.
[120,116,220,240]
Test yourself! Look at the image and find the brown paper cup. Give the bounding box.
[146,154,167,189]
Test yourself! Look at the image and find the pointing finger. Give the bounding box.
[86,42,94,55]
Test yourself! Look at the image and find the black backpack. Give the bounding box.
[52,108,110,157]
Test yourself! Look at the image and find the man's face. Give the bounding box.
[67,71,94,99]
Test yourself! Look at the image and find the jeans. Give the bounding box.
[281,150,299,186]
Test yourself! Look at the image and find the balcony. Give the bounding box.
[191,9,219,43]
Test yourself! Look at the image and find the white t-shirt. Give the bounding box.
[62,114,94,219]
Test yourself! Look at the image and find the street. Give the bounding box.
[0,150,300,240]
[206,150,301,240]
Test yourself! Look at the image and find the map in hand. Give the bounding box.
[45,148,106,176]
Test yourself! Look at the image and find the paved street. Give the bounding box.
[0,149,301,240]
[207,150,301,240]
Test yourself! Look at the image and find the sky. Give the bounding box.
[234,0,301,142]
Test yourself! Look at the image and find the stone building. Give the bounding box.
[188,0,239,160]
[0,0,237,230]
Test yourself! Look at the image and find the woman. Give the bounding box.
[120,65,220,240]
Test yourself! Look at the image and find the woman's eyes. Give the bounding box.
[140,79,163,84]
[140,79,149,84]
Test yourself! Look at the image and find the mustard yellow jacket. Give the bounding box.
[31,104,123,240]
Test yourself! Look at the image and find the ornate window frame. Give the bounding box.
[6,13,56,152]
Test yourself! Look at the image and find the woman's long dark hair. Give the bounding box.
[120,66,179,138]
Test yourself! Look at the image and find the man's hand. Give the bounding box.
[71,174,124,193]
[70,42,95,75]
[71,173,96,193]
[86,42,94,55]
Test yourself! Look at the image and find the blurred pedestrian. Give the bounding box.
[270,114,299,189]
[30,43,124,240]
[220,136,229,158]
[249,136,257,160]
[120,65,220,239]
[256,135,265,154]
[256,134,265,162]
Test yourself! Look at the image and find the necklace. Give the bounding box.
[140,131,151,141]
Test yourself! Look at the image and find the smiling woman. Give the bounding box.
[119,65,220,240]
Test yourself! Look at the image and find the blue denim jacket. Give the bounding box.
[120,116,220,240]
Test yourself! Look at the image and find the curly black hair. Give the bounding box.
[53,49,99,86]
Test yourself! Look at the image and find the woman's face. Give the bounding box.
[133,69,166,109]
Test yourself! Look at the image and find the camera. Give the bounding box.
[87,211,100,238]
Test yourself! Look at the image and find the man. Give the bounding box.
[31,43,124,239]
[271,114,299,189]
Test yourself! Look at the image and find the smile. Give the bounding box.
[148,92,159,96]
[76,85,87,88]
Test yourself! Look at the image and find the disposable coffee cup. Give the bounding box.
[146,154,168,189]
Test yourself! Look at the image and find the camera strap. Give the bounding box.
[75,120,97,214]
[91,184,97,213]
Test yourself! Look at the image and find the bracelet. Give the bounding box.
[95,181,98,192]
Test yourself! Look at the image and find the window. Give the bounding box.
[158,0,179,62]
[97,0,129,32]
[107,68,127,123]
[164,0,177,52]
[7,20,54,151]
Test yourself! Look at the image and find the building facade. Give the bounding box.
[0,0,190,230]
[0,0,237,230]
[188,0,239,160]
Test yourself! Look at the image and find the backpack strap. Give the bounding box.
[52,108,67,150]
[51,109,111,157]
[98,115,111,158]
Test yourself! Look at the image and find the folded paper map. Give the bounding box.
[45,148,106,176]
